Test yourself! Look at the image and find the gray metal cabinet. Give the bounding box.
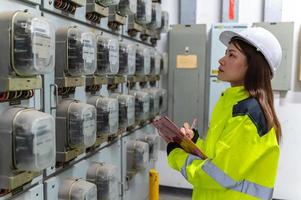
[168,24,209,134]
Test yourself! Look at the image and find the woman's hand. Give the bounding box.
[180,122,194,140]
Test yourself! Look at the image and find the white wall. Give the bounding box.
[196,0,221,25]
[271,0,301,199]
[239,0,263,23]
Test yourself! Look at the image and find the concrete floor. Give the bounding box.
[159,186,192,200]
[158,186,283,200]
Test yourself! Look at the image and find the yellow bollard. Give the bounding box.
[149,169,159,200]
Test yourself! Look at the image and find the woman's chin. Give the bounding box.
[217,74,225,81]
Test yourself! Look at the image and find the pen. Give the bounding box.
[191,118,197,130]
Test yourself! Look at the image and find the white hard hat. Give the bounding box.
[219,27,282,76]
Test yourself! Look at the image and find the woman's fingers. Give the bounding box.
[180,127,186,135]
[181,125,194,139]
[183,122,191,129]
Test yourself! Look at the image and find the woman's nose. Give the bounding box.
[218,56,225,65]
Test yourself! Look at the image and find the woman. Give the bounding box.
[167,27,282,200]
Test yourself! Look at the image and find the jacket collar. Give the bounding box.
[222,86,249,103]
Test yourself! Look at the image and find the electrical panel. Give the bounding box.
[147,3,161,29]
[253,22,294,91]
[119,42,136,75]
[209,78,229,123]
[0,10,55,91]
[58,178,97,200]
[126,140,149,173]
[118,0,137,16]
[96,36,119,75]
[56,99,97,162]
[168,24,208,133]
[0,107,55,190]
[129,90,150,122]
[135,46,151,75]
[110,93,135,128]
[86,162,119,200]
[135,0,152,25]
[87,96,119,137]
[208,23,246,124]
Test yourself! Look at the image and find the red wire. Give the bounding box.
[0,92,5,101]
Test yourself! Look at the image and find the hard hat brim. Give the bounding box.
[219,31,246,47]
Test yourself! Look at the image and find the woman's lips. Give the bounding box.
[218,67,224,72]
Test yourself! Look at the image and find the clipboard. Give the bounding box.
[152,116,207,159]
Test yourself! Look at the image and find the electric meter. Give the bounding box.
[160,11,169,33]
[135,46,150,75]
[135,0,151,25]
[127,140,149,172]
[87,162,119,200]
[138,134,159,160]
[129,90,150,121]
[56,26,97,77]
[148,3,161,29]
[110,93,135,128]
[142,88,160,118]
[161,52,168,74]
[119,42,136,75]
[118,0,137,16]
[158,88,167,113]
[0,11,55,76]
[150,49,161,75]
[87,96,119,137]
[96,36,119,75]
[59,178,97,200]
[0,107,55,173]
[95,0,120,6]
[56,99,97,150]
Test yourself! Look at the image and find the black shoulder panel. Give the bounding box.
[232,97,268,137]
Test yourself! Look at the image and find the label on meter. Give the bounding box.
[83,110,96,137]
[128,48,136,69]
[143,101,150,113]
[31,20,52,59]
[109,42,118,66]
[82,38,95,64]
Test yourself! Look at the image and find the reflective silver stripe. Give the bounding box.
[202,160,273,200]
[181,154,202,179]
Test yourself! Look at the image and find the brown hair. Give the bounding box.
[230,38,282,143]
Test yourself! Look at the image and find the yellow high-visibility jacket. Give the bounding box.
[167,86,279,200]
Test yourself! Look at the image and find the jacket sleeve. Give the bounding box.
[167,115,279,190]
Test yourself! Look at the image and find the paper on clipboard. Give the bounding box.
[152,116,207,159]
